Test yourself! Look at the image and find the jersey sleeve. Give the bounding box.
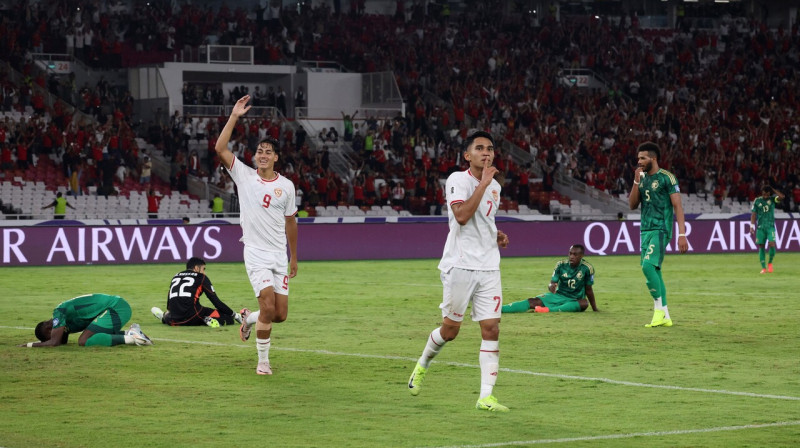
[445,173,469,206]
[226,156,246,185]
[750,199,758,213]
[583,264,595,286]
[52,306,67,329]
[202,276,233,315]
[550,261,562,283]
[201,275,217,299]
[284,182,298,216]
[666,171,680,195]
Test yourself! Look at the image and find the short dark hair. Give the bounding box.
[34,320,68,343]
[464,131,495,152]
[186,257,205,270]
[761,184,771,193]
[637,142,660,160]
[34,321,48,342]
[257,137,280,152]
[56,192,63,198]
[570,244,585,254]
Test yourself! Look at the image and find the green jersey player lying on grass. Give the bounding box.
[20,294,153,347]
[502,244,598,313]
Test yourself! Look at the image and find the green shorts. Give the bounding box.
[537,292,582,312]
[755,227,775,245]
[640,230,667,269]
[86,299,132,334]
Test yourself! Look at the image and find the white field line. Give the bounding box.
[145,338,800,402]
[421,420,800,448]
[4,327,799,402]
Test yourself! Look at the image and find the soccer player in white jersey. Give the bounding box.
[407,131,511,412]
[215,95,298,376]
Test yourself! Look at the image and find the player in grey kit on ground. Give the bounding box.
[407,130,511,412]
[215,95,299,376]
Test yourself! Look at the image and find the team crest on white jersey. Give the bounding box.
[491,190,499,201]
[274,188,283,198]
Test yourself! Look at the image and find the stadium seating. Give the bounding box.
[2,0,796,218]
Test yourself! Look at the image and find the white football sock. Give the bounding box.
[246,310,260,326]
[418,327,446,368]
[256,338,271,363]
[662,306,671,320]
[479,340,499,399]
[654,297,663,311]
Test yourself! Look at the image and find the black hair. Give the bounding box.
[761,184,771,193]
[570,244,585,253]
[637,141,660,160]
[463,130,495,152]
[34,321,47,342]
[257,137,280,153]
[34,320,68,343]
[186,257,205,270]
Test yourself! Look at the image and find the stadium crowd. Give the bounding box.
[2,0,800,217]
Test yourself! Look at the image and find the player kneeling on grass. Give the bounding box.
[502,244,598,314]
[21,293,153,348]
[152,257,242,327]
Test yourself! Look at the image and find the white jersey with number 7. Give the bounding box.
[438,169,501,273]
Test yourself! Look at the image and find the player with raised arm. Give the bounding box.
[750,184,785,273]
[215,95,298,375]
[629,142,688,328]
[502,244,598,314]
[407,131,511,412]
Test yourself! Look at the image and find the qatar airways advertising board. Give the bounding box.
[0,219,798,266]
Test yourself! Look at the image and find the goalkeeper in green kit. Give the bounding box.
[628,142,689,328]
[750,184,785,274]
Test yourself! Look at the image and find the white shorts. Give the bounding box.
[243,246,290,297]
[439,268,502,322]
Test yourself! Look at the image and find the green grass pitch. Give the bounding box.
[1,253,799,447]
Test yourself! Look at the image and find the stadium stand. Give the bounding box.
[1,0,798,219]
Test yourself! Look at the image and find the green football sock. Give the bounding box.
[642,263,662,300]
[501,300,531,313]
[85,333,126,347]
[768,246,775,263]
[759,247,766,268]
[656,267,667,306]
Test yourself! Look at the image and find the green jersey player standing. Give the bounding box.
[750,184,785,273]
[628,142,689,328]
